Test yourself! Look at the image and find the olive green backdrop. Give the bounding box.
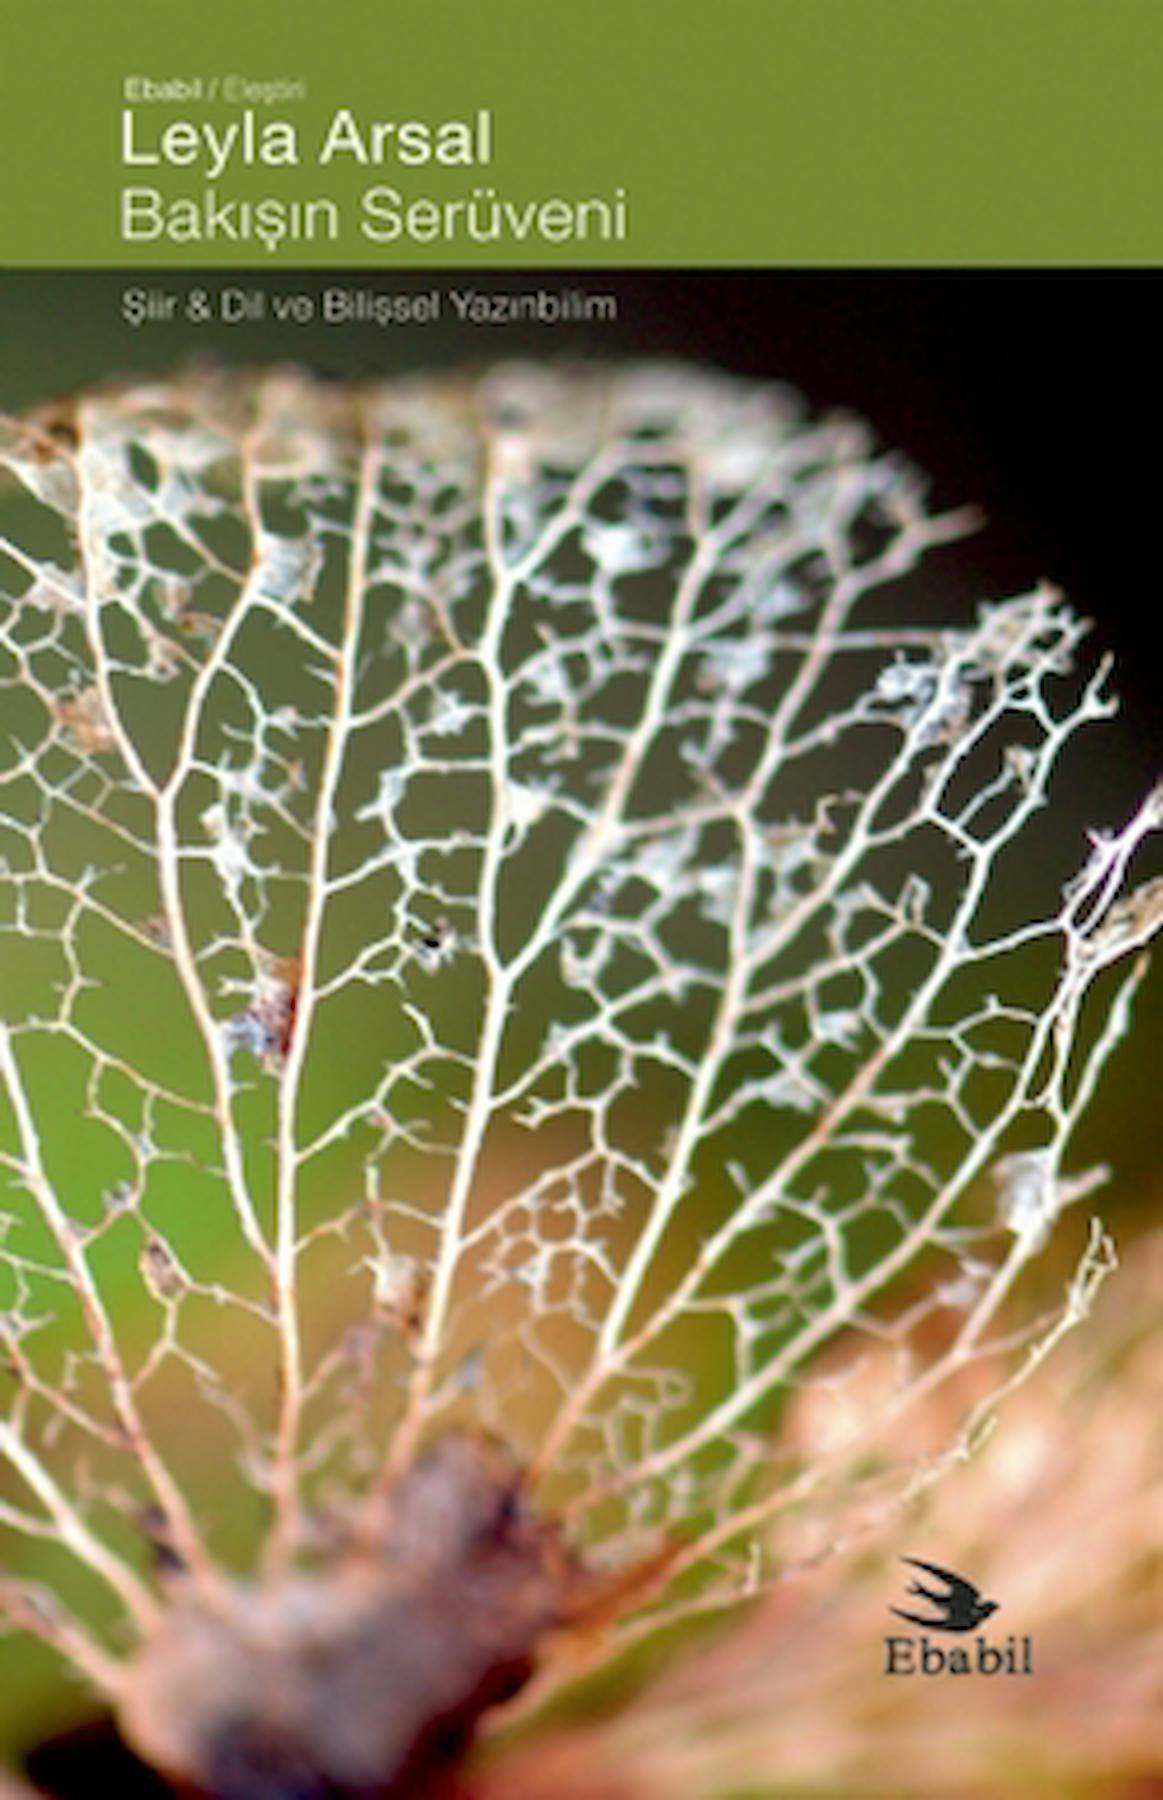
[2,1,1163,265]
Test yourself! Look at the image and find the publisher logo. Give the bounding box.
[890,1556,998,1632]
[884,1558,1032,1677]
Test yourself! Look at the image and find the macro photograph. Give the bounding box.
[0,271,1159,1800]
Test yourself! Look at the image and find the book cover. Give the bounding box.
[0,6,1159,1796]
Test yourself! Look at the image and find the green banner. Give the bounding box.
[1,0,1161,266]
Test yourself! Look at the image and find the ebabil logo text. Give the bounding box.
[883,1558,1033,1677]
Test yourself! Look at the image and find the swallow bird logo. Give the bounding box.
[889,1557,999,1633]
